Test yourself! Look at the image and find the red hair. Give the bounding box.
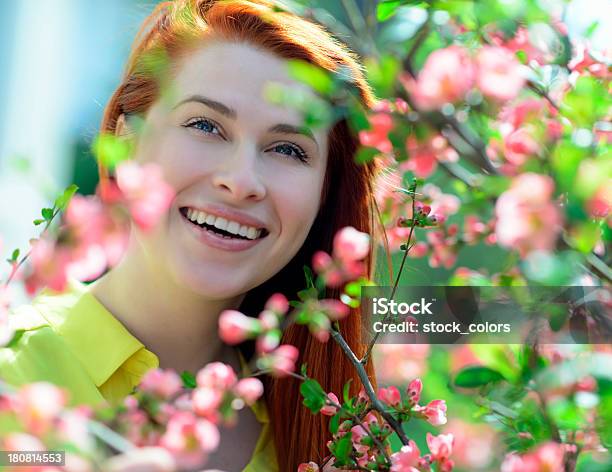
[100,1,383,469]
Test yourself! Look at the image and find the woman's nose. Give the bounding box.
[211,144,266,201]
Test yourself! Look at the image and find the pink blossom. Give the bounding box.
[297,462,320,472]
[312,250,333,274]
[218,310,261,344]
[373,345,429,385]
[407,378,423,406]
[57,406,94,453]
[359,113,394,154]
[463,215,490,244]
[196,362,237,390]
[587,184,611,219]
[320,392,340,416]
[319,299,350,321]
[504,127,540,165]
[233,378,264,406]
[427,432,454,461]
[390,440,421,472]
[15,382,67,435]
[569,43,611,78]
[444,419,495,469]
[256,329,282,353]
[427,231,458,269]
[421,185,460,219]
[259,344,299,377]
[115,162,175,232]
[139,369,183,399]
[378,386,401,407]
[258,310,279,331]
[501,442,565,472]
[265,293,289,315]
[24,238,72,295]
[192,387,223,419]
[2,432,46,452]
[159,411,220,469]
[492,27,547,65]
[495,173,563,255]
[402,135,459,178]
[416,399,448,426]
[476,46,525,102]
[333,227,370,263]
[312,245,367,288]
[404,46,475,110]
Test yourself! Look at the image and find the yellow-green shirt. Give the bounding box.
[0,280,277,472]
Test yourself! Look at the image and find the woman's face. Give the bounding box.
[126,41,329,300]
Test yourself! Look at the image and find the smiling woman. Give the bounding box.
[0,1,382,471]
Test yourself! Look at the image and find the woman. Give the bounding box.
[1,0,382,470]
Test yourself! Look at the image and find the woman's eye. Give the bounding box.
[270,143,309,163]
[183,118,223,136]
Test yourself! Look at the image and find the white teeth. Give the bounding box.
[227,221,240,235]
[184,208,263,240]
[213,217,228,231]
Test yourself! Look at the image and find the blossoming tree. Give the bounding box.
[1,0,610,471]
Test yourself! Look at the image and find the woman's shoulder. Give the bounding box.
[1,282,115,406]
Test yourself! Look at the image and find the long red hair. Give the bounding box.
[100,1,383,469]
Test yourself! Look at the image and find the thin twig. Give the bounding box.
[361,185,418,366]
[330,325,410,445]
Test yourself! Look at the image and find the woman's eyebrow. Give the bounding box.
[174,94,319,150]
[174,95,237,119]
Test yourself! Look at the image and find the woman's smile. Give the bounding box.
[178,205,270,252]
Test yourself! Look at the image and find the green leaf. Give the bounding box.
[344,281,362,298]
[297,287,318,301]
[287,60,335,96]
[6,329,25,348]
[365,55,401,97]
[41,208,54,221]
[377,1,401,22]
[32,219,45,226]
[355,146,379,164]
[332,435,352,464]
[454,366,505,388]
[303,265,315,289]
[330,413,340,435]
[561,76,609,127]
[180,371,196,389]
[300,378,327,413]
[93,133,133,171]
[8,248,20,263]
[54,184,79,212]
[343,378,353,405]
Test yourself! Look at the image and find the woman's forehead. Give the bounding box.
[172,41,312,115]
[160,40,330,146]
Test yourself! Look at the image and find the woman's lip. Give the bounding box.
[180,210,266,251]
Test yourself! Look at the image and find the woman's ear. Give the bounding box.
[115,113,132,137]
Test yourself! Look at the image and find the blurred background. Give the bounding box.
[0,0,609,279]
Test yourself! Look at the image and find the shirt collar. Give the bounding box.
[34,280,159,388]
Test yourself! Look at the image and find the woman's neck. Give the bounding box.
[90,236,246,374]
